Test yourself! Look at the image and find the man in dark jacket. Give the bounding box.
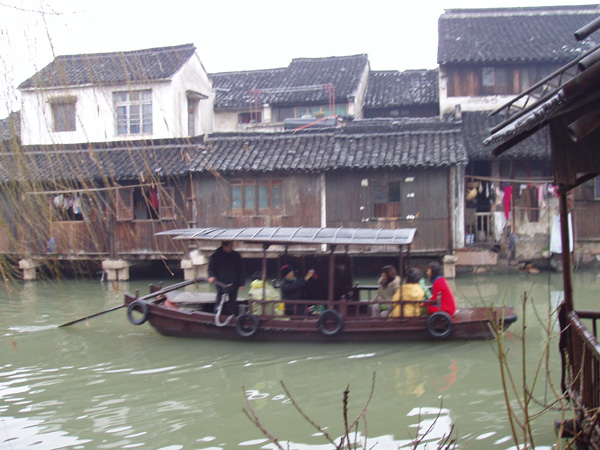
[207,241,245,315]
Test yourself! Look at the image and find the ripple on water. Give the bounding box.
[0,416,91,448]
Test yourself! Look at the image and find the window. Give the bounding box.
[186,90,207,136]
[114,90,152,135]
[293,104,347,118]
[595,176,600,200]
[231,179,283,214]
[482,67,509,95]
[51,98,76,132]
[116,186,175,221]
[238,112,262,124]
[188,98,198,136]
[373,180,401,218]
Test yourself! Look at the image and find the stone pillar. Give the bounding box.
[442,254,458,279]
[181,254,208,280]
[102,260,131,281]
[18,259,39,280]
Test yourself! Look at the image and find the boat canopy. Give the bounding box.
[158,227,416,246]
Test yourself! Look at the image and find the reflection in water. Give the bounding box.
[2,272,599,448]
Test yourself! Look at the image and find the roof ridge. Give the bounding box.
[442,5,600,18]
[210,67,287,76]
[290,54,368,62]
[55,43,195,61]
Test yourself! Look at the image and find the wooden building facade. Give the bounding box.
[0,139,199,274]
[189,120,466,256]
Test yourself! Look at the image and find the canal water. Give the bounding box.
[1,269,597,449]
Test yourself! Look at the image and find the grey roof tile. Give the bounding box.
[192,119,467,174]
[0,112,20,142]
[0,137,204,184]
[19,44,196,89]
[438,6,600,65]
[210,54,369,110]
[461,111,550,160]
[364,69,439,108]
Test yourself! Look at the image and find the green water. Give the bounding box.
[2,270,596,449]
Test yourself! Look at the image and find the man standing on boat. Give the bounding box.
[208,241,245,315]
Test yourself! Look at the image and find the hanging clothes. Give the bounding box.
[148,188,159,210]
[503,186,513,220]
[550,213,574,254]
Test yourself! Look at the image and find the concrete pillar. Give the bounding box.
[18,259,39,280]
[181,254,208,280]
[442,254,458,279]
[102,260,131,281]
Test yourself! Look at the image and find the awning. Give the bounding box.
[158,227,416,246]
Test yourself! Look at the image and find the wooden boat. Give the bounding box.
[124,227,517,341]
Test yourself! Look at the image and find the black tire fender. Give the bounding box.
[127,300,149,326]
[235,313,260,338]
[317,309,344,336]
[426,311,453,339]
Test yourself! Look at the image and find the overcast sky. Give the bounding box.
[0,0,598,117]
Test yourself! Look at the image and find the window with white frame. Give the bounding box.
[116,185,175,221]
[231,179,283,214]
[50,98,76,132]
[114,90,153,135]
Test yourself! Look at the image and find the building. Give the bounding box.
[210,54,369,131]
[438,5,600,263]
[18,43,214,146]
[363,69,439,119]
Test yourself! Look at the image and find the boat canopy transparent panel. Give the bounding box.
[157,227,416,246]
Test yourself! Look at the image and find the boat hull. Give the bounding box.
[126,297,517,342]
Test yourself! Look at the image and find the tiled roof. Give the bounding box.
[210,68,286,110]
[0,112,20,142]
[0,137,204,184]
[210,54,369,110]
[364,69,438,108]
[438,6,600,65]
[191,118,467,174]
[461,111,550,160]
[19,44,196,89]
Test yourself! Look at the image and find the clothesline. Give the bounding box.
[27,183,162,195]
[465,175,554,185]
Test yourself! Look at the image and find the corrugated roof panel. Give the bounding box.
[159,227,416,246]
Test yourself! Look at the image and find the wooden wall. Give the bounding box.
[445,64,557,97]
[192,169,452,254]
[325,168,451,253]
[193,172,322,228]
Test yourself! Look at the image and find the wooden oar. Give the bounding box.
[58,277,207,327]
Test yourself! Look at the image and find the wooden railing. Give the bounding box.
[561,310,600,447]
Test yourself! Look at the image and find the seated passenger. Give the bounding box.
[280,265,315,315]
[248,275,284,316]
[390,268,425,318]
[370,265,401,317]
[426,262,457,317]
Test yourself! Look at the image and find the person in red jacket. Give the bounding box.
[426,262,456,316]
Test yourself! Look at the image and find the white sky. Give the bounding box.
[0,0,598,117]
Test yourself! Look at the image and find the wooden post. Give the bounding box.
[328,244,336,308]
[261,243,269,302]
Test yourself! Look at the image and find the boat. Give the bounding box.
[124,227,517,341]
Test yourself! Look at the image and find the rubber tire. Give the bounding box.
[235,313,260,338]
[426,311,453,339]
[317,309,344,337]
[127,300,149,326]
